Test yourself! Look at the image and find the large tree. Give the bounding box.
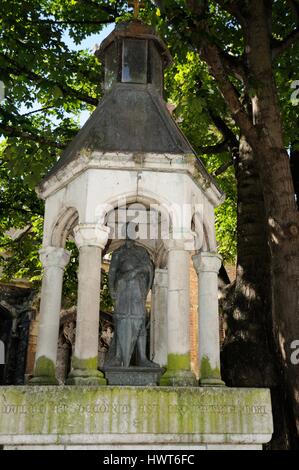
[154,0,299,447]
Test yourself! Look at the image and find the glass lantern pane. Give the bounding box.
[104,42,119,90]
[122,39,147,84]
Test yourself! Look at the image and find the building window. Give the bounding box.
[122,39,148,84]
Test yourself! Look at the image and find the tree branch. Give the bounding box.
[21,106,55,117]
[272,28,299,59]
[0,123,66,149]
[215,0,246,27]
[198,139,230,155]
[198,41,258,147]
[213,160,233,176]
[219,50,247,83]
[206,111,239,175]
[208,111,238,147]
[1,53,98,107]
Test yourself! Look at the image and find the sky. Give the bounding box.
[62,23,114,53]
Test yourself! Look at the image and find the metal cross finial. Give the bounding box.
[128,0,144,18]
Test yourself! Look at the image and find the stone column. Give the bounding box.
[160,242,197,386]
[31,246,70,385]
[193,251,225,386]
[150,268,168,367]
[67,223,109,385]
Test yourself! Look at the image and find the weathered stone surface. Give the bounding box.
[3,444,262,450]
[0,386,273,446]
[150,268,168,367]
[104,367,164,385]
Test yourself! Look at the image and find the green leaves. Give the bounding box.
[1,0,297,299]
[0,0,109,297]
[164,49,237,261]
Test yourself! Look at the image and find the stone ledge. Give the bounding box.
[3,443,264,450]
[4,444,262,452]
[0,433,273,446]
[0,386,273,446]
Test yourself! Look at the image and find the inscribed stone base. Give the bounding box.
[0,386,273,450]
[103,367,164,385]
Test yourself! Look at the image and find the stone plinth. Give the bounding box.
[103,367,165,386]
[0,386,273,449]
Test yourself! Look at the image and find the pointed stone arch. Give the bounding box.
[50,207,79,248]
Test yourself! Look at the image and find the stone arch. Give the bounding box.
[100,193,174,266]
[154,241,168,269]
[192,210,213,252]
[50,207,79,248]
[98,192,175,229]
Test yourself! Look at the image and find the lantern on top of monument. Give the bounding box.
[96,20,171,95]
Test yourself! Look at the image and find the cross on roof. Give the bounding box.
[128,0,145,18]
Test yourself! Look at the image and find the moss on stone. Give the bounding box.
[29,356,58,386]
[167,353,190,371]
[66,376,107,386]
[159,370,197,387]
[34,356,56,377]
[0,385,273,439]
[29,376,58,386]
[200,356,221,380]
[159,353,197,386]
[67,356,106,385]
[71,356,98,371]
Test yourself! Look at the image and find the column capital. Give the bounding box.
[192,251,222,274]
[39,246,70,269]
[165,230,195,251]
[73,223,110,249]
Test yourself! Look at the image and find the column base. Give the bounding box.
[29,356,58,385]
[159,369,197,387]
[29,376,58,386]
[66,368,107,386]
[200,377,226,387]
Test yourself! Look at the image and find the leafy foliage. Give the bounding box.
[164,51,237,262]
[1,0,298,296]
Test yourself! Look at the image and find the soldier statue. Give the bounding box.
[105,230,159,369]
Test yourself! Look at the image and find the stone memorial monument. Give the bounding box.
[0,16,273,450]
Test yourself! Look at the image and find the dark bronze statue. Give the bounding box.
[105,238,159,368]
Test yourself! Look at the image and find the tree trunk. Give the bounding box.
[243,1,299,443]
[197,1,299,443]
[221,137,296,448]
[163,0,299,444]
[290,143,299,210]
